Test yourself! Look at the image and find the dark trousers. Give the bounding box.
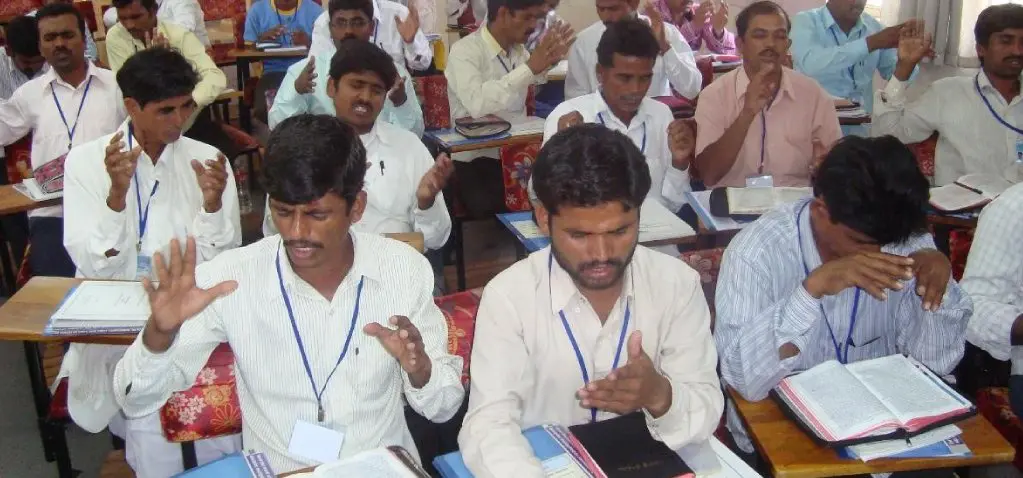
[185,105,240,160]
[452,158,506,219]
[28,217,75,277]
[254,71,287,125]
[0,170,28,268]
[1009,374,1023,419]
[405,392,469,474]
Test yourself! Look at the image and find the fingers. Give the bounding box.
[154,249,169,285]
[626,330,643,361]
[191,159,205,179]
[183,237,199,289]
[168,237,184,285]
[362,322,389,338]
[204,280,239,300]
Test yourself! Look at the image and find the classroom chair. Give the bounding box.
[678,248,725,325]
[0,0,42,18]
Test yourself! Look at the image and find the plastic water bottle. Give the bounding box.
[234,157,253,215]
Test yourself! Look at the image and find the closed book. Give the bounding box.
[569,412,694,478]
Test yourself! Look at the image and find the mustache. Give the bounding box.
[352,101,372,110]
[579,259,623,272]
[52,47,71,56]
[283,239,323,249]
[1004,56,1023,63]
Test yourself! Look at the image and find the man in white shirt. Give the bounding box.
[309,0,433,71]
[264,39,451,255]
[0,3,126,277]
[458,124,722,476]
[60,47,242,478]
[29,0,101,61]
[114,114,465,474]
[444,0,572,217]
[564,0,701,100]
[873,4,1023,186]
[104,0,211,46]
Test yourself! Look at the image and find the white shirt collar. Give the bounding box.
[590,92,651,129]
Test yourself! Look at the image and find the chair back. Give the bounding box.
[0,0,42,17]
[160,343,242,442]
[499,142,540,212]
[435,289,483,386]
[908,133,938,179]
[4,134,32,184]
[679,248,726,323]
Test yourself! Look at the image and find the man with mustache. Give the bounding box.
[59,47,242,477]
[308,0,433,72]
[693,1,841,188]
[0,3,126,277]
[458,124,722,476]
[873,4,1023,187]
[564,0,701,100]
[533,18,695,249]
[28,0,100,62]
[103,0,212,46]
[113,114,465,474]
[269,0,423,136]
[790,0,921,136]
[650,0,736,55]
[264,39,452,265]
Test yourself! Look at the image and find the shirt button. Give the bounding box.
[574,307,581,314]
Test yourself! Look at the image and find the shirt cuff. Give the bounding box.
[775,285,822,347]
[643,374,689,446]
[508,63,537,91]
[98,201,131,249]
[403,356,462,408]
[194,205,230,248]
[881,77,909,108]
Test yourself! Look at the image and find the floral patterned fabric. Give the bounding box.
[500,142,539,212]
[909,133,937,178]
[679,248,725,319]
[435,288,482,386]
[197,0,245,22]
[5,135,32,184]
[0,0,41,18]
[976,387,1023,471]
[949,228,974,282]
[160,343,241,442]
[414,76,452,130]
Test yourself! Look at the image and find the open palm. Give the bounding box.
[144,237,237,335]
[897,24,932,64]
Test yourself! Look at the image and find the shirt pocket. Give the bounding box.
[366,167,413,216]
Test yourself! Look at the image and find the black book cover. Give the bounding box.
[568,412,693,478]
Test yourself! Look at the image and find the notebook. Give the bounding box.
[709,187,812,218]
[434,424,607,478]
[44,281,150,336]
[13,178,63,202]
[569,412,694,478]
[173,451,275,477]
[929,174,1015,212]
[773,355,975,447]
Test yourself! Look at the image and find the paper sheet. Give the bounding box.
[511,220,543,239]
[14,178,63,202]
[51,281,150,322]
[312,449,419,478]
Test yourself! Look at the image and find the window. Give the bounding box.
[864,0,884,19]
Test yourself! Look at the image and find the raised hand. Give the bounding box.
[711,1,729,35]
[191,154,229,213]
[363,316,432,387]
[668,118,695,170]
[291,29,311,47]
[146,28,170,49]
[396,3,421,44]
[389,76,408,106]
[416,153,454,210]
[557,111,584,132]
[897,20,933,66]
[909,249,951,311]
[803,251,915,301]
[295,57,317,94]
[104,131,142,212]
[694,0,713,25]
[743,62,778,115]
[141,237,238,352]
[526,21,574,74]
[577,331,673,417]
[643,4,671,54]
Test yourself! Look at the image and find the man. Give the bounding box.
[537,19,694,235]
[114,114,465,473]
[265,39,451,256]
[1,16,46,101]
[104,0,211,46]
[715,135,973,455]
[309,0,433,71]
[244,0,323,124]
[525,0,565,53]
[445,0,572,217]
[57,47,242,477]
[790,0,920,135]
[0,3,126,277]
[873,4,1023,187]
[28,0,100,61]
[694,1,841,188]
[459,124,722,475]
[651,0,736,55]
[564,0,701,100]
[269,0,423,136]
[106,0,233,158]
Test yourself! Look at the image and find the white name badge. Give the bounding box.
[745,175,775,188]
[288,420,345,464]
[1015,139,1023,164]
[136,255,153,281]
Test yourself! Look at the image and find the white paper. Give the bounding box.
[264,46,307,53]
[289,420,345,465]
[726,187,811,215]
[14,178,63,202]
[312,448,418,478]
[508,116,546,136]
[781,360,898,441]
[638,199,696,242]
[848,425,961,461]
[929,185,987,212]
[51,281,150,323]
[956,174,1013,199]
[685,190,747,232]
[511,220,543,239]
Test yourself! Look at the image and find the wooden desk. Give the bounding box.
[0,276,135,345]
[424,131,544,154]
[928,213,978,229]
[0,184,61,216]
[227,48,309,132]
[839,115,871,126]
[729,388,1015,478]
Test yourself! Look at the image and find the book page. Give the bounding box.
[929,185,986,212]
[312,449,419,478]
[956,174,1014,199]
[847,355,969,429]
[638,200,695,242]
[780,360,897,440]
[726,187,775,215]
[775,187,813,205]
[51,281,151,322]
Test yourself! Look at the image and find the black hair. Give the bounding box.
[975,3,1023,48]
[735,0,790,38]
[111,0,157,11]
[329,38,397,88]
[328,0,374,23]
[35,2,86,37]
[487,0,546,23]
[116,47,199,108]
[596,17,659,67]
[533,123,651,215]
[4,16,40,58]
[812,135,929,245]
[262,114,367,206]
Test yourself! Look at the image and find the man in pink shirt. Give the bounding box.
[694,0,840,188]
[651,0,735,55]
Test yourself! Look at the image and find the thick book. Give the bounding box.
[929,174,1014,212]
[434,423,607,478]
[44,281,149,336]
[569,412,694,478]
[773,355,975,447]
[709,187,811,218]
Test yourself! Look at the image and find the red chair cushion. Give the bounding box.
[197,0,246,22]
[0,0,42,17]
[5,134,32,185]
[48,377,70,421]
[679,248,725,320]
[976,387,1023,471]
[73,1,98,33]
[696,56,714,90]
[499,141,539,212]
[909,133,937,179]
[160,343,242,442]
[414,76,452,130]
[434,289,483,386]
[949,228,973,282]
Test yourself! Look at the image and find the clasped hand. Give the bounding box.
[577,331,672,418]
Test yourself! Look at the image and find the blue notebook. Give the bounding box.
[172,452,275,477]
[434,424,604,478]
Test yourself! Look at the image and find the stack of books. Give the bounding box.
[44,281,151,337]
[840,425,971,461]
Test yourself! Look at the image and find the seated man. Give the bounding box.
[60,47,243,477]
[269,0,423,136]
[114,114,465,474]
[715,135,973,455]
[651,0,736,55]
[244,0,322,124]
[265,39,451,258]
[536,18,693,238]
[28,0,100,62]
[445,0,572,217]
[873,4,1023,187]
[309,0,433,71]
[106,0,235,159]
[459,124,722,475]
[0,3,126,277]
[694,1,840,188]
[565,0,701,100]
[104,0,212,46]
[525,0,565,53]
[961,183,1023,419]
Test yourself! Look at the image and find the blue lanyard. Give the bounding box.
[548,253,631,423]
[128,124,160,252]
[276,242,364,422]
[52,76,93,151]
[497,55,514,74]
[596,113,646,154]
[795,200,860,364]
[274,3,297,44]
[975,73,1023,135]
[829,28,859,92]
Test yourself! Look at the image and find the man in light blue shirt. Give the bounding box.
[268,0,423,135]
[789,0,916,135]
[244,0,322,123]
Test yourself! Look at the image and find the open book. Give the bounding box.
[774,355,974,447]
[929,174,1015,212]
[302,447,429,477]
[14,178,63,202]
[720,187,812,216]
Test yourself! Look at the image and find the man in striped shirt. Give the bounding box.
[0,16,46,101]
[714,135,973,459]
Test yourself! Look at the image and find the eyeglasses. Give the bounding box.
[331,18,370,29]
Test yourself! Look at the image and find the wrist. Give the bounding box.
[203,200,223,213]
[417,195,436,211]
[894,60,916,82]
[107,187,128,212]
[142,320,178,354]
[527,58,545,75]
[803,275,824,299]
[408,358,432,389]
[646,375,673,418]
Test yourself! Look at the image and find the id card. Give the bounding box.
[1015,139,1023,163]
[288,420,345,464]
[745,175,774,188]
[136,254,153,281]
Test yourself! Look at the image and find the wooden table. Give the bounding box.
[0,184,60,216]
[227,48,309,132]
[729,388,1015,478]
